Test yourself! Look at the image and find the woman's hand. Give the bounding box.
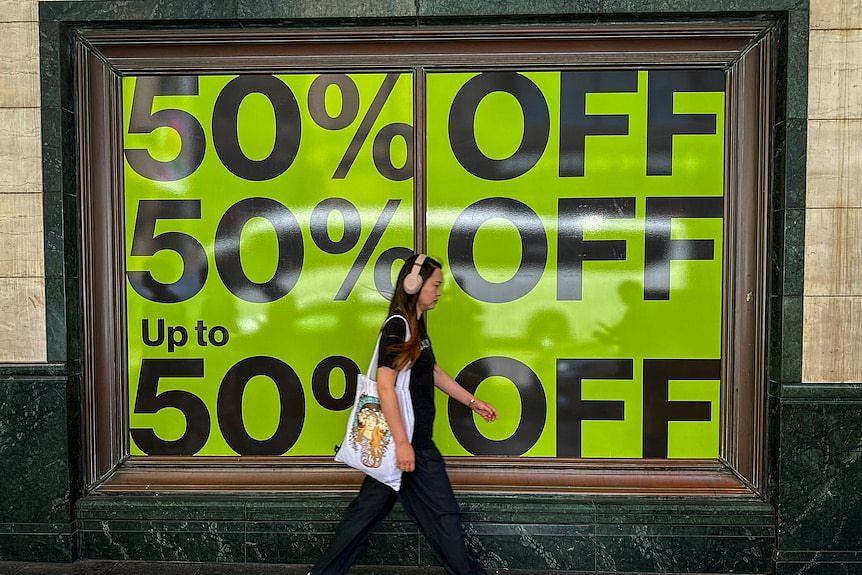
[396,440,415,472]
[470,398,497,423]
[434,365,499,424]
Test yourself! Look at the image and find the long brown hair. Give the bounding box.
[386,254,442,371]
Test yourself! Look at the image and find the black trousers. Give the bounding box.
[310,446,485,575]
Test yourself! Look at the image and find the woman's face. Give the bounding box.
[416,267,443,316]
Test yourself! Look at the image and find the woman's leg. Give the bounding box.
[309,475,397,575]
[398,447,485,575]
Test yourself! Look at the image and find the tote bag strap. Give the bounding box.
[365,314,411,378]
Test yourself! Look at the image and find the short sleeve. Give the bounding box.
[378,316,407,369]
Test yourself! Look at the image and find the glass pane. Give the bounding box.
[122,72,414,456]
[426,69,725,459]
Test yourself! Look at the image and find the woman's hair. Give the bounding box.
[386,253,443,371]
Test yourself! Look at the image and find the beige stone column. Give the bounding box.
[803,0,862,382]
[0,0,45,362]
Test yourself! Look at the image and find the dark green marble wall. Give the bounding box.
[75,494,775,572]
[0,365,72,561]
[774,385,862,574]
[4,0,859,572]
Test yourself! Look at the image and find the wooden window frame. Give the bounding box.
[77,22,773,495]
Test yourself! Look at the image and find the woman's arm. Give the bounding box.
[433,364,498,422]
[376,366,415,472]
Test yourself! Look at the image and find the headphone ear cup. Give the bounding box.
[403,274,423,294]
[402,253,427,295]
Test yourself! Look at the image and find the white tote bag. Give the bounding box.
[335,315,414,491]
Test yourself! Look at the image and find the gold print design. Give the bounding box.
[350,395,392,468]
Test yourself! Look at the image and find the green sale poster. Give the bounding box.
[122,69,725,459]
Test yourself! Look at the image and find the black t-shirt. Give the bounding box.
[377,315,436,450]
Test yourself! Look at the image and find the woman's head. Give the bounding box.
[385,254,443,371]
[389,254,443,319]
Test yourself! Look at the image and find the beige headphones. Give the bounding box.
[402,254,427,294]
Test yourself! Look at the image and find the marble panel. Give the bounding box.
[246,493,596,525]
[810,0,862,30]
[355,531,421,566]
[786,8,811,121]
[44,275,66,363]
[80,530,245,563]
[60,191,78,280]
[802,296,862,382]
[0,0,37,22]
[770,207,786,299]
[0,277,46,362]
[73,492,787,567]
[602,0,798,9]
[57,32,75,116]
[781,295,804,383]
[0,533,71,563]
[777,563,862,575]
[766,391,782,506]
[0,374,69,525]
[781,382,862,400]
[78,520,245,537]
[0,108,41,194]
[244,531,331,564]
[777,118,808,210]
[38,106,60,195]
[77,496,244,522]
[782,209,805,297]
[769,296,783,379]
[0,21,39,108]
[244,518,414,537]
[245,495,361,523]
[64,372,83,502]
[595,531,772,573]
[778,549,862,561]
[778,399,862,550]
[595,523,772,537]
[806,119,862,208]
[244,529,421,566]
[594,498,774,526]
[804,208,862,295]
[458,495,594,525]
[39,0,236,22]
[41,191,63,280]
[38,22,60,111]
[808,29,862,119]
[0,193,43,277]
[168,562,301,575]
[0,364,65,377]
[419,0,600,16]
[420,523,595,572]
[237,0,415,18]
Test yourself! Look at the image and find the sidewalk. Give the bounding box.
[0,563,729,575]
[0,564,592,575]
[0,564,757,575]
[0,563,426,575]
[0,563,433,575]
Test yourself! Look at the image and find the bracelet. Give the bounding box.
[468,397,477,409]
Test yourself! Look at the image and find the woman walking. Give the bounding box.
[309,253,497,575]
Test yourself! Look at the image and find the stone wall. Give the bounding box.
[1,1,860,572]
[803,1,862,382]
[0,0,44,362]
[774,3,862,573]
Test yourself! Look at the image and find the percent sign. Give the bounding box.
[310,197,413,300]
[307,73,414,181]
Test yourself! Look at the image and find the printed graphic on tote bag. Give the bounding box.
[350,395,392,468]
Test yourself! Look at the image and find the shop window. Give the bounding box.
[78,23,773,494]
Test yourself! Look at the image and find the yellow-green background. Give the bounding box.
[124,73,413,455]
[124,70,724,458]
[426,71,724,458]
